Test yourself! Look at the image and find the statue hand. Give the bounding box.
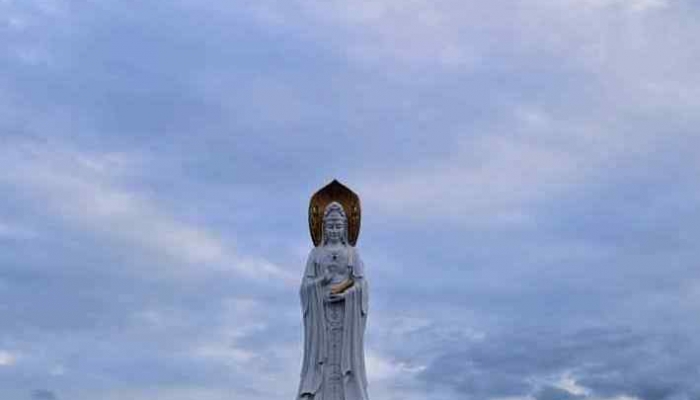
[330,278,354,294]
[321,271,333,285]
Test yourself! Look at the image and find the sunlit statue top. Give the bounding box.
[296,180,370,400]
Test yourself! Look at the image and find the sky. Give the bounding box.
[1,0,699,399]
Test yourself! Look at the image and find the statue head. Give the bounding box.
[322,201,348,245]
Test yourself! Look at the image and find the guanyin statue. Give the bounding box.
[296,180,370,400]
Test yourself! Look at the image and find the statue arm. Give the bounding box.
[359,277,368,316]
[350,248,369,316]
[300,250,316,316]
[328,277,367,315]
[301,249,336,314]
[330,278,354,294]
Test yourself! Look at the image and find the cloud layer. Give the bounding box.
[1,0,699,399]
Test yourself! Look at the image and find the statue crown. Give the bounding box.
[323,201,347,221]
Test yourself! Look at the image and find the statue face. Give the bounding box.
[323,214,346,244]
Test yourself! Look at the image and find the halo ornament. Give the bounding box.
[308,179,361,246]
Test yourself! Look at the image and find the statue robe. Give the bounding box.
[297,245,369,400]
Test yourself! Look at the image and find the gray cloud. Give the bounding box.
[31,389,57,400]
[0,0,699,399]
[536,385,585,400]
[414,326,700,400]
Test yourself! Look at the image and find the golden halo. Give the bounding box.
[308,179,361,246]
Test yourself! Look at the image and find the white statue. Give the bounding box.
[297,197,370,400]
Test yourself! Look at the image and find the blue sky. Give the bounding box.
[1,0,699,399]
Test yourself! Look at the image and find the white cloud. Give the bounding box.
[354,79,694,226]
[226,0,700,228]
[0,140,293,282]
[239,0,678,74]
[366,350,425,381]
[383,316,432,336]
[192,342,258,365]
[490,396,536,400]
[188,297,267,366]
[355,116,611,225]
[553,372,592,396]
[180,295,302,398]
[49,364,66,376]
[0,350,18,366]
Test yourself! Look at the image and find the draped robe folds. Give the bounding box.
[297,246,369,400]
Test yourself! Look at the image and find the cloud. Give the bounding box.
[189,298,268,367]
[236,0,685,77]
[49,364,66,376]
[0,221,35,239]
[366,350,426,382]
[553,373,592,396]
[577,0,668,12]
[0,139,292,282]
[535,385,585,400]
[31,389,58,400]
[0,0,698,399]
[0,350,18,366]
[415,325,700,400]
[198,0,700,229]
[354,108,653,226]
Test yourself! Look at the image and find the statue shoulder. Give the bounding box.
[303,247,320,278]
[348,246,365,277]
[307,246,321,263]
[348,245,362,260]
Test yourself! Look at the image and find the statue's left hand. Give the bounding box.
[330,278,354,295]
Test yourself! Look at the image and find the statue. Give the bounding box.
[296,180,370,400]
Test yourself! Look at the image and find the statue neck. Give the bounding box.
[324,239,345,247]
